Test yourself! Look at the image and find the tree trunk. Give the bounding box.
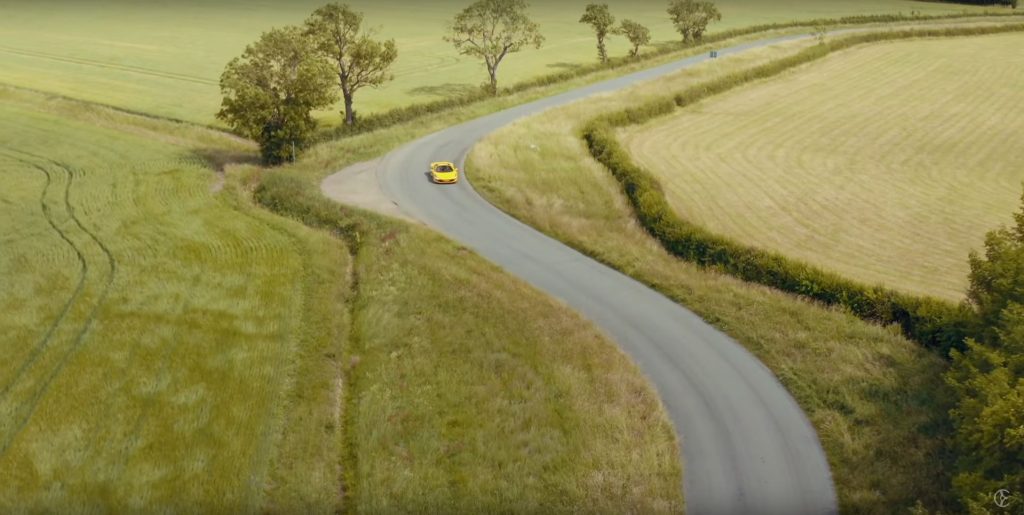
[487,66,498,95]
[343,92,355,125]
[339,68,356,125]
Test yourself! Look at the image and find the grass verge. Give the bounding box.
[254,171,683,512]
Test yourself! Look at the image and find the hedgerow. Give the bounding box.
[581,23,1024,354]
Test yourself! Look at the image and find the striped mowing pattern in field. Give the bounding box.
[621,32,1024,301]
[0,101,327,511]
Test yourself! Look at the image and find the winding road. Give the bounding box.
[324,34,837,515]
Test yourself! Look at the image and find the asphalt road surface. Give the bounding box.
[324,34,838,515]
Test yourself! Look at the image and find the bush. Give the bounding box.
[254,171,361,246]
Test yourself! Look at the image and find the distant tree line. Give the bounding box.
[217,0,724,164]
[930,0,1018,7]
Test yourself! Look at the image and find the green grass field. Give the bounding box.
[0,87,353,511]
[619,32,1024,300]
[466,28,980,512]
[0,85,683,511]
[4,7,1016,512]
[0,0,1001,125]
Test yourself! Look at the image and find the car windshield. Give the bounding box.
[435,165,453,173]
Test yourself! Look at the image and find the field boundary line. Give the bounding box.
[0,83,228,133]
[220,188,319,511]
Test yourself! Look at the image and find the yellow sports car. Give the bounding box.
[430,161,459,184]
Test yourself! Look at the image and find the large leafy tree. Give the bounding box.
[666,0,721,43]
[947,195,1024,512]
[217,26,336,165]
[617,19,651,58]
[444,0,545,94]
[968,198,1024,337]
[304,3,398,126]
[579,3,615,64]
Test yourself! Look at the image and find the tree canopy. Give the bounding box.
[617,19,651,58]
[666,0,721,42]
[304,3,398,125]
[946,193,1024,512]
[444,0,544,94]
[217,26,337,165]
[579,3,615,63]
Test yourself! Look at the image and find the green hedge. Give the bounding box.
[254,171,362,249]
[582,23,1024,353]
[319,11,1023,141]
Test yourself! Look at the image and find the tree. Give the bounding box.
[444,0,545,94]
[666,0,721,43]
[579,3,615,64]
[946,194,1024,512]
[813,24,827,45]
[946,310,1024,512]
[616,19,651,58]
[217,27,337,165]
[967,193,1024,337]
[304,3,398,126]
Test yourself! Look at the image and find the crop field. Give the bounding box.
[0,0,999,125]
[466,27,979,512]
[619,32,1024,300]
[0,85,683,510]
[0,89,352,511]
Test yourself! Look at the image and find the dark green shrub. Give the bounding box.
[254,171,361,246]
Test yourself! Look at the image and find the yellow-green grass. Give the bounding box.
[0,87,352,512]
[468,29,969,513]
[340,213,681,512]
[1,83,684,510]
[251,168,685,512]
[0,0,1003,125]
[619,32,1024,301]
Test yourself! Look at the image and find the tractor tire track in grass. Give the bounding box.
[0,151,88,400]
[0,155,117,457]
[0,44,219,87]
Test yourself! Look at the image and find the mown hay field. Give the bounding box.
[0,0,1000,125]
[0,88,352,511]
[619,32,1024,300]
[466,28,979,512]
